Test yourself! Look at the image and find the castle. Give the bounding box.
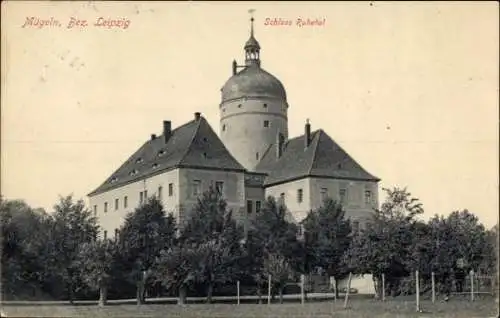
[88,17,380,239]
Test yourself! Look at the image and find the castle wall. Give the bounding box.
[89,168,180,237]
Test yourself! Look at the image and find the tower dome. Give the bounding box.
[221,66,287,103]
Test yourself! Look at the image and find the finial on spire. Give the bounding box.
[248,9,255,36]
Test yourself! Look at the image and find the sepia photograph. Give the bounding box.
[1,1,498,317]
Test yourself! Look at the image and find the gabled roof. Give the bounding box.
[88,117,245,196]
[255,129,380,186]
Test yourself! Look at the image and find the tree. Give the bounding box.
[178,186,246,303]
[263,252,294,303]
[49,195,99,302]
[247,196,304,299]
[0,199,53,299]
[427,210,490,294]
[118,197,176,304]
[347,187,424,298]
[302,198,352,298]
[77,238,118,306]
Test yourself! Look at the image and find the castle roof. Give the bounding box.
[88,116,245,196]
[255,129,380,187]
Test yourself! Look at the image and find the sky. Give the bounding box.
[1,1,498,227]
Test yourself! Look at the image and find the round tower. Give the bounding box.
[220,14,289,171]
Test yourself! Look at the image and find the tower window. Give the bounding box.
[238,104,242,108]
[222,124,226,132]
[256,152,259,160]
[263,103,268,108]
[263,120,269,128]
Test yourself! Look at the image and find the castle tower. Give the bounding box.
[220,12,289,171]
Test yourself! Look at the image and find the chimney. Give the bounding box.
[151,134,157,140]
[163,120,171,143]
[305,119,311,148]
[276,131,285,159]
[232,60,237,75]
[194,112,201,121]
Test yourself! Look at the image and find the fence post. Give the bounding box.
[237,280,240,305]
[301,274,305,305]
[470,269,474,302]
[415,270,420,312]
[431,272,435,304]
[268,274,272,305]
[343,272,353,309]
[381,273,385,302]
[330,276,336,302]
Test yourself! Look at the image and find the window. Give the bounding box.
[256,152,259,160]
[124,196,128,208]
[297,189,303,203]
[256,200,261,213]
[238,104,242,108]
[222,124,226,131]
[158,186,163,200]
[139,191,144,204]
[168,183,173,196]
[279,192,285,205]
[114,229,119,239]
[104,202,108,213]
[339,188,347,204]
[320,188,328,202]
[215,181,224,195]
[263,103,268,108]
[263,120,269,128]
[365,190,372,204]
[247,200,253,214]
[136,158,143,163]
[192,180,201,196]
[298,224,304,237]
[144,190,148,199]
[115,198,119,210]
[103,230,108,240]
[353,220,360,233]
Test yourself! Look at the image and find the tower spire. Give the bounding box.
[249,9,255,37]
[245,9,261,67]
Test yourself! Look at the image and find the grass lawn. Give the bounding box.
[1,297,498,317]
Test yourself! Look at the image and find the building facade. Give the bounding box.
[88,18,380,239]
